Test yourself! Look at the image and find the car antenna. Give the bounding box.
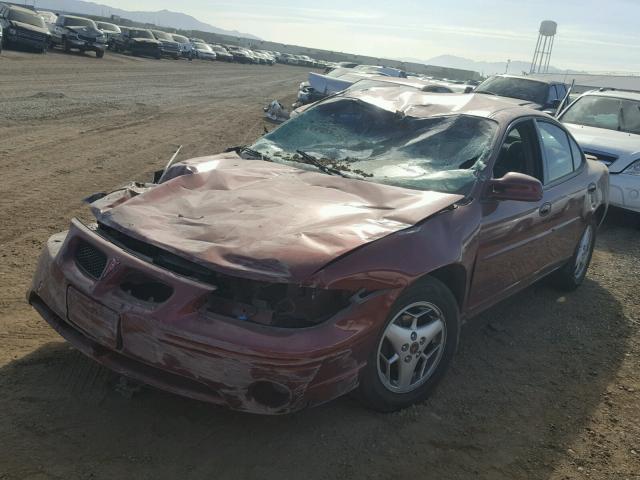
[156,145,183,184]
[555,79,575,117]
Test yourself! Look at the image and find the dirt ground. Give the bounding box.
[0,50,638,480]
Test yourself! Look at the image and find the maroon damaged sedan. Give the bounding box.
[28,86,609,414]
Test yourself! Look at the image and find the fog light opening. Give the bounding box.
[247,381,291,409]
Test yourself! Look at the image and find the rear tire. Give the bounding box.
[550,219,596,291]
[357,277,460,412]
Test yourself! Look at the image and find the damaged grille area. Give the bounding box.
[96,223,217,284]
[75,240,108,279]
[96,223,352,327]
[121,272,173,304]
[206,281,352,328]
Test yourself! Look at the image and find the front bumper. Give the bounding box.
[28,219,395,414]
[67,38,106,52]
[131,43,161,56]
[609,173,640,213]
[7,30,48,49]
[197,52,216,60]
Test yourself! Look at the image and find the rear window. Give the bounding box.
[96,22,119,32]
[561,95,640,135]
[130,29,153,39]
[152,30,172,41]
[476,77,549,105]
[8,9,46,28]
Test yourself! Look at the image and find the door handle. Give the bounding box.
[587,183,597,193]
[539,202,552,216]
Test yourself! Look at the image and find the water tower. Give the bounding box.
[529,21,557,74]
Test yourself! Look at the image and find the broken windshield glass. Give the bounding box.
[250,97,497,195]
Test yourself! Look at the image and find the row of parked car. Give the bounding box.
[0,3,332,66]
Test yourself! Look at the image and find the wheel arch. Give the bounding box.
[594,203,607,227]
[414,263,468,310]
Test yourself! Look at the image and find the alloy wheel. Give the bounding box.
[377,301,447,393]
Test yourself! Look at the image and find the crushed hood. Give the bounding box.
[91,154,463,283]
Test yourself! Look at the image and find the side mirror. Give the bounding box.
[486,172,543,202]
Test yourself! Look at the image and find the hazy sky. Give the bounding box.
[104,0,639,72]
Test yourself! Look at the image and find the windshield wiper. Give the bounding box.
[295,150,348,178]
[227,145,273,161]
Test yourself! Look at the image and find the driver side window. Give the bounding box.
[493,120,543,182]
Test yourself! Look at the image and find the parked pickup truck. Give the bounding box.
[49,14,106,58]
[0,4,50,53]
[112,28,162,59]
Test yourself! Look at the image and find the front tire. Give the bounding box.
[357,277,460,412]
[550,220,596,291]
[96,49,104,58]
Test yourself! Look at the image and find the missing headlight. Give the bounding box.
[206,279,352,328]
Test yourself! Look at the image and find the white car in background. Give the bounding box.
[193,42,216,60]
[170,33,194,58]
[560,90,640,214]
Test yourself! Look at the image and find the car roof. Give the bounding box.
[336,84,550,122]
[580,89,640,101]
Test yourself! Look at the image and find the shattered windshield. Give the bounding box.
[249,97,497,195]
[560,95,640,135]
[8,9,46,28]
[476,77,549,105]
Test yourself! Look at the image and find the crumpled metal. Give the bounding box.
[91,154,463,283]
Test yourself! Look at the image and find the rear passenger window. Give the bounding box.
[569,137,583,170]
[537,121,574,183]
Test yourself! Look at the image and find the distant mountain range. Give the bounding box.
[31,0,260,39]
[402,54,581,76]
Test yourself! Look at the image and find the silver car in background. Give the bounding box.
[560,89,640,214]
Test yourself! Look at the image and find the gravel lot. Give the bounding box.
[0,49,638,480]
